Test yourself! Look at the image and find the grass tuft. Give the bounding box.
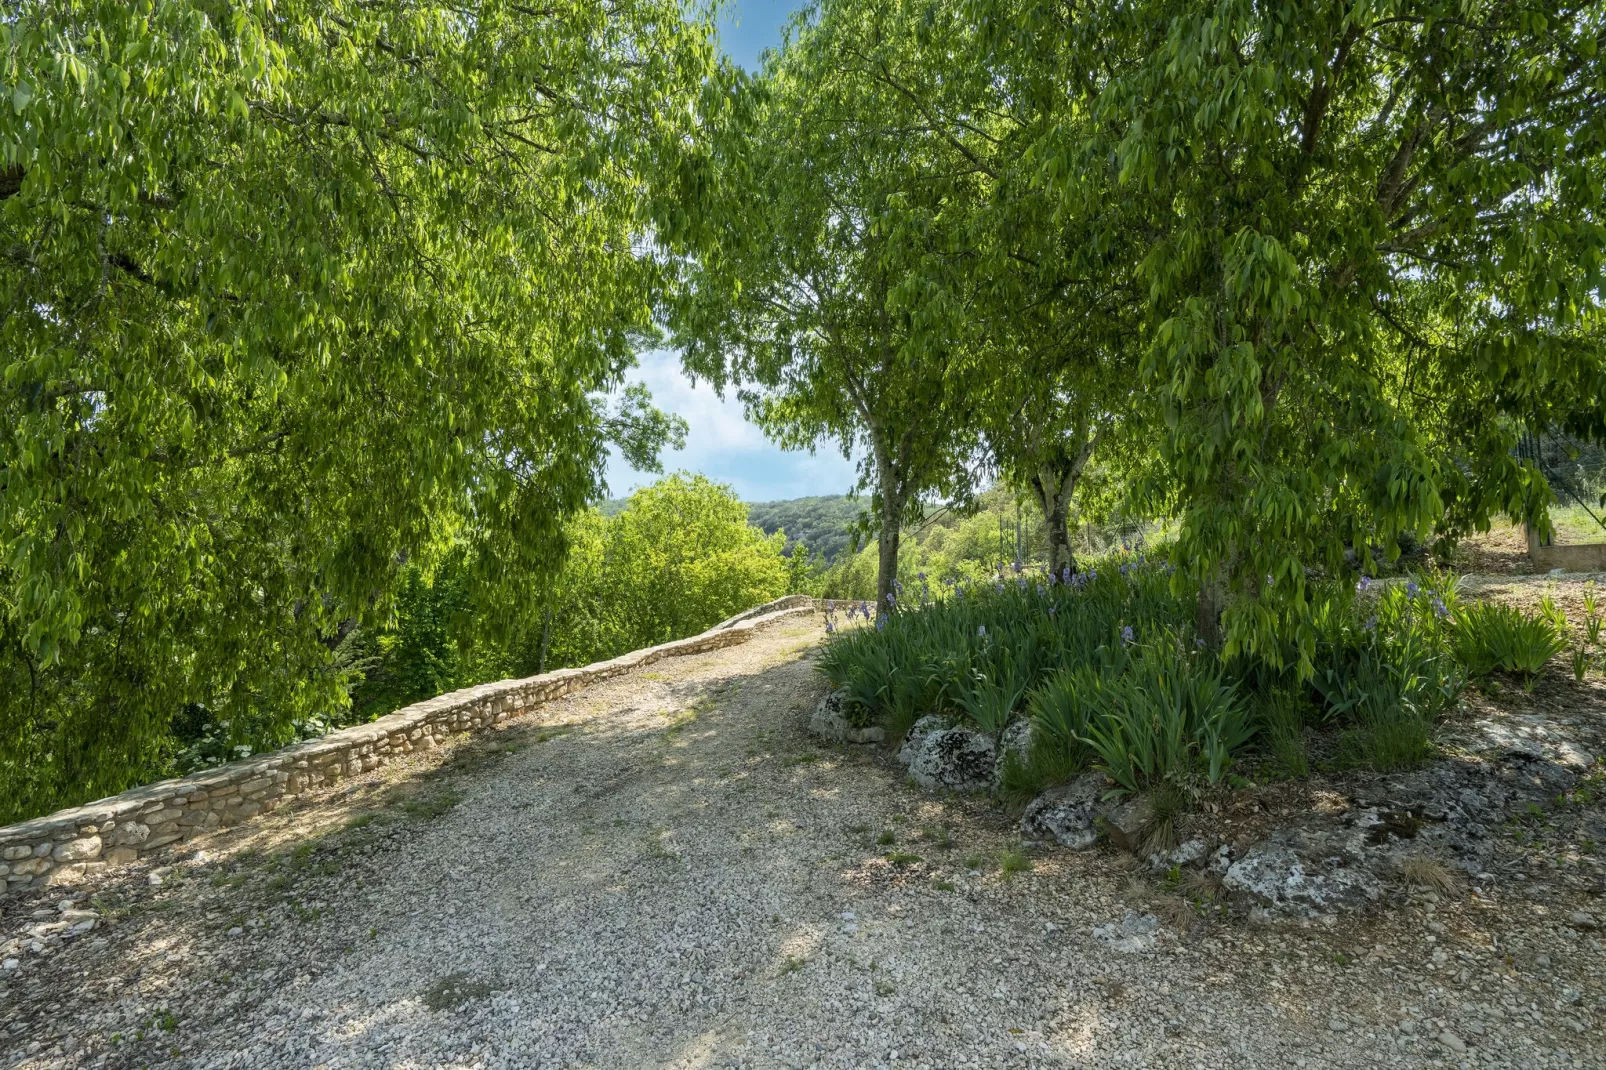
[1399,854,1466,897]
[422,972,496,1011]
[999,849,1033,877]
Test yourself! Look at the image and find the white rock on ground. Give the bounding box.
[1019,771,1105,849]
[807,688,885,744]
[904,726,997,794]
[896,713,949,766]
[993,718,1033,788]
[0,616,1599,1070]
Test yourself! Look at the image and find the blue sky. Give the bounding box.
[601,1,859,504]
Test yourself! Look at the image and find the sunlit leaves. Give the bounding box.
[986,0,1606,670]
[0,0,716,819]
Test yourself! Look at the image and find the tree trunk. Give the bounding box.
[536,605,553,674]
[1029,463,1079,577]
[1025,427,1098,578]
[873,447,905,618]
[1197,550,1239,652]
[876,522,901,618]
[1043,486,1073,577]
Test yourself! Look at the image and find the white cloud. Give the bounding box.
[604,350,859,502]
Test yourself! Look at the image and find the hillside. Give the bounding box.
[745,494,865,562]
[599,493,867,562]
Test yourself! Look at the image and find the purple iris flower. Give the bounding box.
[1406,580,1420,599]
[1121,625,1134,645]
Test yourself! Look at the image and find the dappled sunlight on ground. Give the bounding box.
[4,616,1602,1069]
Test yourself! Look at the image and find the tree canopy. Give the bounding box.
[670,1,995,614]
[0,0,719,816]
[679,0,1606,668]
[5,0,1606,821]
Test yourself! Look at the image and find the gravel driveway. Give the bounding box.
[2,616,1601,1070]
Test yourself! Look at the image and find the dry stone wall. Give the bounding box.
[0,596,817,894]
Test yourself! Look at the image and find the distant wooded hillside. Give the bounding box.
[746,495,864,562]
[595,493,862,562]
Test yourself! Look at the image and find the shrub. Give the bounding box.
[955,647,1031,736]
[1453,601,1567,682]
[1075,639,1254,796]
[1337,705,1434,772]
[1254,688,1309,780]
[817,556,1472,796]
[1307,574,1468,772]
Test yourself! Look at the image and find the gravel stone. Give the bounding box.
[0,614,1600,1070]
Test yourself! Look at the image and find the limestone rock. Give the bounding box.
[1091,911,1161,953]
[1147,837,1209,873]
[52,836,102,863]
[1020,772,1106,849]
[808,690,884,744]
[905,727,997,794]
[897,715,951,767]
[112,821,151,846]
[1098,795,1153,854]
[993,720,1033,789]
[1222,839,1382,917]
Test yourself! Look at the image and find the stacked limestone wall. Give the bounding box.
[0,596,816,893]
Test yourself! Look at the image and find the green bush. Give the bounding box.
[820,559,1487,802]
[955,647,1031,736]
[1453,600,1567,681]
[1254,688,1309,780]
[1303,573,1467,772]
[1075,640,1254,796]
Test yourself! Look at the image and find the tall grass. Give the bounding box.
[820,557,1565,807]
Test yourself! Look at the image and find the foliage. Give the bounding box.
[1074,641,1253,796]
[962,0,1606,666]
[1453,601,1569,682]
[698,0,1606,674]
[1254,689,1310,780]
[344,474,792,722]
[955,650,1032,737]
[818,486,1153,600]
[1306,575,1467,769]
[818,553,1263,791]
[545,475,791,661]
[745,496,865,564]
[1584,582,1602,646]
[669,0,988,614]
[0,0,717,821]
[819,557,1539,802]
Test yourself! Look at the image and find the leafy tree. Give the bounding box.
[745,494,864,563]
[670,2,987,617]
[482,474,791,674]
[979,0,1606,666]
[0,0,715,820]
